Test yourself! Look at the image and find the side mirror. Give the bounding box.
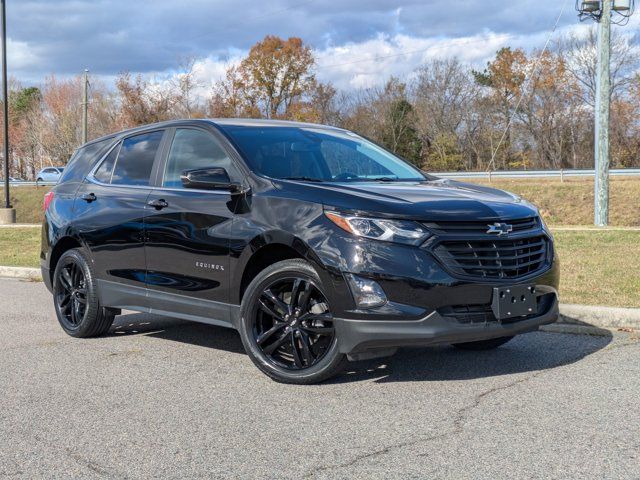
[180,168,242,193]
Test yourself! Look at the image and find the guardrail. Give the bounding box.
[2,181,56,187]
[432,168,640,179]
[3,168,640,186]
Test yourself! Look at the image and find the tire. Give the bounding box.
[36,177,43,182]
[238,259,347,384]
[453,336,514,351]
[52,248,115,338]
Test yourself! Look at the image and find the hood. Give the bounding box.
[274,178,539,221]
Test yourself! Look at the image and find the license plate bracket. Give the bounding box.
[491,285,537,320]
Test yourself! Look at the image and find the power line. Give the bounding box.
[486,0,571,172]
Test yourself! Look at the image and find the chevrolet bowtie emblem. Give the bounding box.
[486,222,513,236]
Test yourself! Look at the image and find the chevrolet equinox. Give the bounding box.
[41,119,559,384]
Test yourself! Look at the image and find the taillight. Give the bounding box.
[43,191,54,211]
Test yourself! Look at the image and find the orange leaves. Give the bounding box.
[214,35,319,119]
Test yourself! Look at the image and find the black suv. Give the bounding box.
[41,119,559,384]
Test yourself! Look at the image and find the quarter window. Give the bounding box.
[111,131,164,186]
[93,143,120,183]
[163,129,239,188]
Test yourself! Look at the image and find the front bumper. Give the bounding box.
[334,292,559,354]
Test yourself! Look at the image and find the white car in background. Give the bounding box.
[36,167,64,183]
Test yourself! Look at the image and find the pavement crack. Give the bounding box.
[452,370,544,433]
[64,448,124,479]
[304,371,545,478]
[303,431,451,479]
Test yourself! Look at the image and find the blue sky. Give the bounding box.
[6,0,639,90]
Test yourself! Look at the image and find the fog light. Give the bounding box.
[345,274,387,309]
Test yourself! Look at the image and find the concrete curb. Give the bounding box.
[0,266,637,332]
[559,304,640,330]
[0,266,42,281]
[0,223,40,228]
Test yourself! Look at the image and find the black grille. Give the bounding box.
[434,235,549,280]
[424,217,538,236]
[439,304,498,324]
[439,293,555,324]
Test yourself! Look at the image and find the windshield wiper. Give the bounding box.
[280,176,324,183]
[370,176,399,182]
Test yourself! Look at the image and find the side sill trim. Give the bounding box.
[96,279,240,330]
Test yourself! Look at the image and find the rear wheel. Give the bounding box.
[53,248,115,337]
[239,259,347,384]
[453,336,514,350]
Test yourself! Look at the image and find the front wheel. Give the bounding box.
[453,336,514,351]
[238,259,347,384]
[53,248,115,337]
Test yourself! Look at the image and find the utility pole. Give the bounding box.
[577,0,635,226]
[594,0,612,226]
[0,0,15,224]
[81,69,89,144]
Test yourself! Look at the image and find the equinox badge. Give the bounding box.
[486,222,513,236]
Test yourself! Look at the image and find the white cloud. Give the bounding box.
[148,23,602,97]
[7,38,40,71]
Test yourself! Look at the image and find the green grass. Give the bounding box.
[1,227,638,308]
[554,230,640,308]
[0,228,41,267]
[5,178,640,226]
[471,177,640,227]
[0,186,49,224]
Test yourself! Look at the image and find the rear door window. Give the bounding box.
[111,131,164,186]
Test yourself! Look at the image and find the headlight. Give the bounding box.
[325,211,431,246]
[539,214,553,238]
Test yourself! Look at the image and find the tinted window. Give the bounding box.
[219,126,425,182]
[59,137,114,183]
[111,131,164,186]
[163,128,240,188]
[93,143,120,183]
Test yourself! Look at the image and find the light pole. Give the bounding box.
[0,0,14,225]
[576,0,635,226]
[81,69,88,144]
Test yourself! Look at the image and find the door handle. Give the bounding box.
[147,198,169,210]
[81,192,97,203]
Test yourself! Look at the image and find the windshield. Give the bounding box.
[219,125,426,182]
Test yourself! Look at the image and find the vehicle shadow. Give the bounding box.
[108,313,613,383]
[109,312,245,355]
[336,330,613,384]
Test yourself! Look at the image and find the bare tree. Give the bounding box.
[557,27,639,106]
[412,58,479,169]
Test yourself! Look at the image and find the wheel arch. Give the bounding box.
[234,231,326,305]
[48,236,83,284]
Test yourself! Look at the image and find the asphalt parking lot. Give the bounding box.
[1,277,638,479]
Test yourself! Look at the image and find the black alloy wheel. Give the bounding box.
[239,259,347,384]
[52,248,115,337]
[55,258,88,329]
[252,276,335,370]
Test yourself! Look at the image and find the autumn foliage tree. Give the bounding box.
[212,36,329,121]
[5,30,640,179]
